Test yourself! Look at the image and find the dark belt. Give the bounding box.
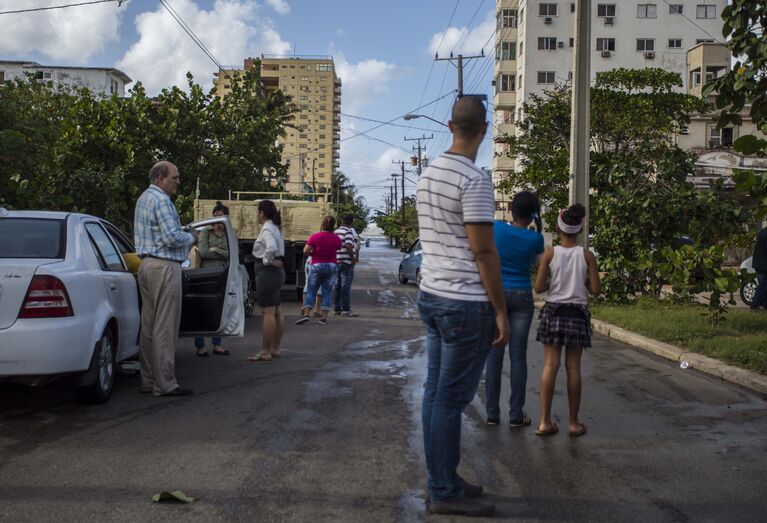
[139,254,181,263]
[255,256,284,265]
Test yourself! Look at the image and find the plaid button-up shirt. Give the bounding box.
[133,185,195,262]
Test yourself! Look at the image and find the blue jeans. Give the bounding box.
[194,337,222,348]
[418,291,495,501]
[334,263,354,312]
[304,263,337,311]
[752,271,767,309]
[484,289,534,420]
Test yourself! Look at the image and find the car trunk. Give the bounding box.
[0,260,55,329]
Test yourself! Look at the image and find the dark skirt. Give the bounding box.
[255,265,285,307]
[536,302,592,348]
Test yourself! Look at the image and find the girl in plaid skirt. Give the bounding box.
[533,204,601,437]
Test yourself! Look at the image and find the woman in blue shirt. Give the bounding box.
[485,191,544,427]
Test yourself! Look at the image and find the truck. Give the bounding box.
[193,191,332,303]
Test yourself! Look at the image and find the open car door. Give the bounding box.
[179,217,245,337]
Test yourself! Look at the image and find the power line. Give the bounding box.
[158,0,223,70]
[449,0,488,54]
[416,0,461,108]
[341,113,450,134]
[657,0,724,44]
[0,0,120,15]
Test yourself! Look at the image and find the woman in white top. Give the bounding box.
[533,203,601,437]
[249,200,286,362]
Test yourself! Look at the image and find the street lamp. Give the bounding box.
[402,114,448,128]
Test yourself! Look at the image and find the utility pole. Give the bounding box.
[404,134,433,176]
[400,161,406,229]
[569,0,592,248]
[435,51,485,97]
[311,158,317,196]
[392,177,398,212]
[390,186,394,214]
[299,153,305,194]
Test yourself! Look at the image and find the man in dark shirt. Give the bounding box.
[751,228,767,310]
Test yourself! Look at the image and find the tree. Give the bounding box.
[330,171,370,233]
[0,65,295,229]
[374,196,417,247]
[496,68,748,313]
[705,0,767,216]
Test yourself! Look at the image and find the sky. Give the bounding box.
[0,0,498,213]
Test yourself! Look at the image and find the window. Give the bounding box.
[320,105,327,110]
[300,76,309,81]
[0,71,4,82]
[320,95,327,101]
[501,110,515,124]
[319,153,326,158]
[496,41,517,60]
[299,133,308,139]
[669,4,683,14]
[319,124,326,129]
[300,95,308,100]
[636,38,655,51]
[320,86,327,92]
[85,223,125,272]
[538,37,557,50]
[597,4,616,16]
[570,3,575,13]
[696,39,715,44]
[0,218,64,259]
[539,3,557,16]
[537,71,556,84]
[696,4,716,18]
[496,74,515,92]
[319,134,326,139]
[668,39,683,48]
[637,4,657,18]
[316,64,332,72]
[596,38,616,51]
[499,8,518,28]
[519,42,523,56]
[693,71,715,85]
[569,37,574,47]
[223,84,231,89]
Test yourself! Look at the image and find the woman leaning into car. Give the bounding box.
[248,200,286,362]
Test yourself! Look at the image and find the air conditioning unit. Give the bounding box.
[601,50,611,57]
[557,42,564,48]
[644,51,655,59]
[544,17,553,24]
[604,17,614,25]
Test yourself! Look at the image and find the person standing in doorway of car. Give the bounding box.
[134,161,198,397]
[484,191,544,428]
[751,227,767,310]
[194,201,231,357]
[416,96,509,517]
[333,214,358,317]
[249,200,286,362]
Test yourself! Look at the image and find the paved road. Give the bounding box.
[1,241,766,522]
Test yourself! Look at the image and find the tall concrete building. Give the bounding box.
[492,0,727,216]
[0,61,131,97]
[214,55,341,193]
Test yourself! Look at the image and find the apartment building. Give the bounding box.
[0,61,131,97]
[492,0,727,216]
[214,55,341,193]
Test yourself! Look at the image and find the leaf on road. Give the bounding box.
[152,490,196,503]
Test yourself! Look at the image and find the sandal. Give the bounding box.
[196,348,210,358]
[535,422,559,436]
[212,346,230,356]
[247,353,272,362]
[569,423,587,437]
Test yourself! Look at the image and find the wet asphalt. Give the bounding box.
[0,240,766,522]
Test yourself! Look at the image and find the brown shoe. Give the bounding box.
[428,496,495,517]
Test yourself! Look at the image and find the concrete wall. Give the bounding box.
[0,63,128,97]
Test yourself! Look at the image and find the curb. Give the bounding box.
[591,318,767,396]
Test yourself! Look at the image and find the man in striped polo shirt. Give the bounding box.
[333,214,358,316]
[416,96,509,517]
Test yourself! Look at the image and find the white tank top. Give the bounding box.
[547,245,589,305]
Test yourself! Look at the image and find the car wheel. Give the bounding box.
[75,328,116,405]
[415,269,422,286]
[741,279,757,306]
[398,265,408,284]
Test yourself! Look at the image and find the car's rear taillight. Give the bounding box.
[18,275,74,319]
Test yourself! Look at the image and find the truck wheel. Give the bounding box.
[75,328,116,405]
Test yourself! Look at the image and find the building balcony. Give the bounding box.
[493,91,516,107]
[493,153,515,171]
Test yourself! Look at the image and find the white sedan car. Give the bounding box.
[0,209,245,404]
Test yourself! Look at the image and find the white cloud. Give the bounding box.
[0,0,122,63]
[335,54,397,113]
[265,0,290,14]
[118,0,291,95]
[428,9,495,57]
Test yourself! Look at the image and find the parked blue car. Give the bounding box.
[398,238,422,285]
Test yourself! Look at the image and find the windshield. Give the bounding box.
[0,218,65,259]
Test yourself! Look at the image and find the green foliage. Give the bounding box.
[330,171,370,233]
[0,64,295,229]
[495,68,751,319]
[374,196,418,246]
